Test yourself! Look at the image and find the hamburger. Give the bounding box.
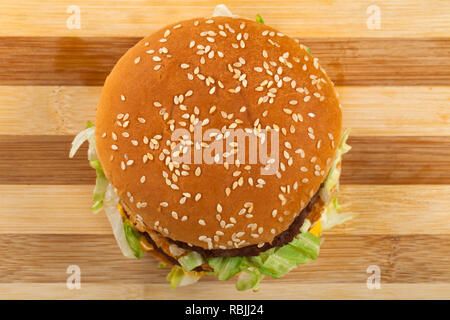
[70,5,351,291]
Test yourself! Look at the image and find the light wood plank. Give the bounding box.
[0,0,448,38]
[1,185,449,235]
[0,86,449,136]
[339,86,450,136]
[0,86,101,135]
[0,233,449,285]
[0,282,449,300]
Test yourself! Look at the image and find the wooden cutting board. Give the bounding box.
[0,0,449,299]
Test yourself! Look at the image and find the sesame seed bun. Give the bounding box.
[95,16,342,254]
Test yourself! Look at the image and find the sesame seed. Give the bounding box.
[140,176,146,183]
[295,148,305,158]
[134,56,141,64]
[198,219,206,226]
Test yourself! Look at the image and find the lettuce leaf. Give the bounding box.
[123,220,144,259]
[70,123,138,259]
[321,195,354,231]
[167,266,202,289]
[204,231,320,290]
[103,184,137,259]
[70,123,108,213]
[320,128,351,202]
[256,14,264,24]
[178,251,204,271]
[236,268,264,292]
[212,4,235,17]
[319,128,354,230]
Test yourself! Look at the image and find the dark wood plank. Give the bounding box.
[342,136,450,185]
[0,233,448,284]
[0,135,449,185]
[0,37,449,86]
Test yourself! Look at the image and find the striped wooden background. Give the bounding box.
[0,0,449,299]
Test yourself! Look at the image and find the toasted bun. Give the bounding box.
[95,16,342,251]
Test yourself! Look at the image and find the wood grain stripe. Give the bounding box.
[0,233,449,284]
[0,37,449,86]
[1,85,449,136]
[1,283,448,300]
[1,185,449,235]
[1,135,449,185]
[1,0,449,38]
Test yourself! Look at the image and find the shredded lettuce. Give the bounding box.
[167,266,202,289]
[244,232,320,279]
[319,129,354,230]
[178,251,204,271]
[304,46,312,54]
[236,268,264,292]
[321,195,353,231]
[300,218,311,233]
[256,14,264,24]
[212,4,235,17]
[70,123,138,259]
[90,160,108,213]
[103,184,137,258]
[69,125,95,159]
[208,256,246,281]
[123,220,144,259]
[320,128,351,202]
[204,231,320,291]
[85,120,94,129]
[70,122,108,213]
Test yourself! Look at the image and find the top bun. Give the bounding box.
[95,16,342,251]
